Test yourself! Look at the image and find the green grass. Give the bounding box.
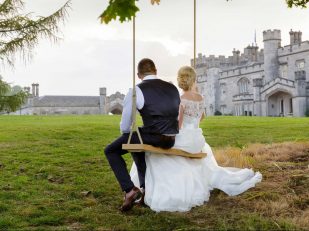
[200,116,309,147]
[0,115,308,230]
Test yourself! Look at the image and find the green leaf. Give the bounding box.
[100,0,139,24]
[286,0,309,8]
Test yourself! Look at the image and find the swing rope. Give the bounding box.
[123,0,206,159]
[194,0,196,69]
[127,16,143,145]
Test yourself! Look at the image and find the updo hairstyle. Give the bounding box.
[177,66,196,91]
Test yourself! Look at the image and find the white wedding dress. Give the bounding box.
[130,99,262,212]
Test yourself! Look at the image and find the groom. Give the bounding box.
[104,58,180,211]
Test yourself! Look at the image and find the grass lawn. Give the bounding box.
[0,115,308,230]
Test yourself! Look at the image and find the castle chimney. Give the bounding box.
[99,87,107,114]
[290,30,302,45]
[31,83,35,97]
[35,84,39,97]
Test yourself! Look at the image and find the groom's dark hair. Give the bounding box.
[138,58,157,75]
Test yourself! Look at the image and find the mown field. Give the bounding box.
[0,115,309,230]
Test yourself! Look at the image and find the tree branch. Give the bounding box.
[0,0,71,66]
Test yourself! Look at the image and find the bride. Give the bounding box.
[130,66,262,212]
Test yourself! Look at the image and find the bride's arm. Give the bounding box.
[200,111,205,122]
[178,104,184,129]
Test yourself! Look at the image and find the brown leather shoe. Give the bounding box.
[120,187,142,212]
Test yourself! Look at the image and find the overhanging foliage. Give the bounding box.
[100,0,309,24]
[0,0,71,66]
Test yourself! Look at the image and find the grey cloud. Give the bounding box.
[2,0,309,96]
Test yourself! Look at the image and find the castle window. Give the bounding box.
[289,98,293,114]
[220,105,226,114]
[238,78,250,94]
[235,105,243,116]
[296,60,305,70]
[220,83,226,95]
[281,65,288,78]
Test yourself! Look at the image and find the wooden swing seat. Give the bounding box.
[122,144,206,159]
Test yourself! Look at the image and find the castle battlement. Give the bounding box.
[194,47,264,69]
[278,41,309,56]
[263,29,281,41]
[194,53,228,64]
[220,63,264,78]
[193,53,234,69]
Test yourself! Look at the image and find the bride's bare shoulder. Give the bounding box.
[181,92,203,101]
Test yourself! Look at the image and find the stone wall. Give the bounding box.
[10,88,125,116]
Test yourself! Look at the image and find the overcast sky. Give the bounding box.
[2,0,309,96]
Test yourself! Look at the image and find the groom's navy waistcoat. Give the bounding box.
[137,79,180,135]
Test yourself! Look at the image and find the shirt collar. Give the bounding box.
[143,75,157,81]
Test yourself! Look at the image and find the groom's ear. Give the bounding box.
[137,73,143,80]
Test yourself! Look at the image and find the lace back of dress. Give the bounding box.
[181,99,204,129]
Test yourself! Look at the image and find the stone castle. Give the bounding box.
[12,84,124,115]
[194,29,309,117]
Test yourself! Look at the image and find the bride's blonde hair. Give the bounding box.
[177,66,196,91]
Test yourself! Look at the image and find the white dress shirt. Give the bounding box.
[120,75,158,133]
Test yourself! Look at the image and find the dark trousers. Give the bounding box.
[104,131,175,192]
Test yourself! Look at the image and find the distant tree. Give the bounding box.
[0,77,27,114]
[0,0,70,66]
[100,0,309,24]
[0,0,70,114]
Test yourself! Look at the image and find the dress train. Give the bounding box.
[130,141,262,212]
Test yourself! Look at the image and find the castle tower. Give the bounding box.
[204,68,220,116]
[99,87,107,114]
[250,45,259,62]
[244,45,259,62]
[232,49,240,65]
[263,30,281,83]
[289,30,302,45]
[294,71,306,116]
